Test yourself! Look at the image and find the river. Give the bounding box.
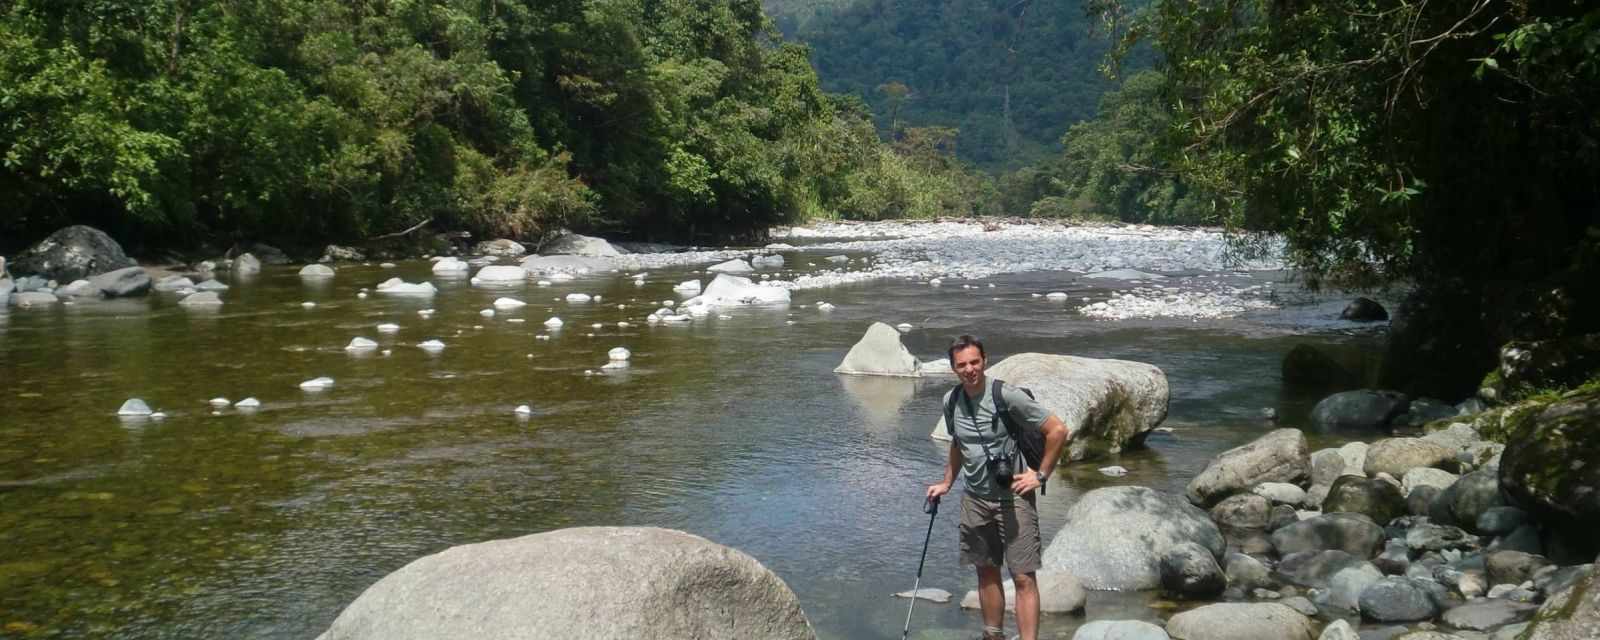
[0,222,1389,638]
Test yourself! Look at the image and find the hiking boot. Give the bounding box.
[973,632,1005,640]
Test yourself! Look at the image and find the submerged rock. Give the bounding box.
[117,399,153,416]
[313,527,813,640]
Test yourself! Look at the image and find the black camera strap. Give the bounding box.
[957,385,1008,463]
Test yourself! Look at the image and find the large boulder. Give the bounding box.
[1310,390,1410,432]
[834,322,921,377]
[688,274,791,306]
[1275,550,1367,589]
[1484,334,1600,405]
[1439,599,1538,632]
[1322,476,1406,525]
[315,527,813,640]
[1042,486,1223,590]
[474,239,526,258]
[931,353,1169,462]
[87,266,151,298]
[541,231,623,257]
[1521,568,1600,640]
[1271,513,1385,557]
[1365,437,1459,478]
[1185,429,1309,507]
[958,570,1086,613]
[1164,603,1315,640]
[1431,469,1507,531]
[1160,542,1226,598]
[1357,576,1446,622]
[1498,392,1600,551]
[11,225,137,282]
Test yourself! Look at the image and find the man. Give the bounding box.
[927,335,1070,640]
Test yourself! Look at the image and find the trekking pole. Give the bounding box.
[901,494,940,640]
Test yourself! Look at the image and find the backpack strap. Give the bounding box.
[944,384,961,440]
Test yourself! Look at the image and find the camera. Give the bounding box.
[988,454,1014,484]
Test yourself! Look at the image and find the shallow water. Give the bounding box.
[0,244,1388,639]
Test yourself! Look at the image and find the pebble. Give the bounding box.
[208,397,230,408]
[299,377,335,390]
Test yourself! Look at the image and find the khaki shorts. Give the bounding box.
[959,491,1041,573]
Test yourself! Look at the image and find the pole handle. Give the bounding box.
[923,494,940,515]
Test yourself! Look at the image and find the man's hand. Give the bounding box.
[926,481,952,501]
[1010,472,1042,496]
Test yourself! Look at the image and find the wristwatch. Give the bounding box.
[1034,471,1047,484]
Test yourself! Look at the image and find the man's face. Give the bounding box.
[951,345,986,388]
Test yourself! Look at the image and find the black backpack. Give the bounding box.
[944,378,1048,494]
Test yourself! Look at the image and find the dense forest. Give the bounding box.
[764,0,1135,169]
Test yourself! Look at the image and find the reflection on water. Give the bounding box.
[0,261,1383,638]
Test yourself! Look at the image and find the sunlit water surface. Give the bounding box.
[0,246,1389,639]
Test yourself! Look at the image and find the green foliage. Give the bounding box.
[1096,0,1600,290]
[1048,70,1214,225]
[769,0,1144,170]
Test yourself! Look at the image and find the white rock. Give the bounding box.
[601,361,628,370]
[896,323,913,332]
[617,321,631,328]
[377,323,400,333]
[673,280,702,293]
[825,255,848,263]
[179,291,224,306]
[493,297,527,310]
[690,274,791,307]
[380,262,396,269]
[834,322,921,377]
[153,276,195,292]
[548,273,574,282]
[929,278,942,286]
[299,377,335,390]
[117,399,153,416]
[375,278,437,295]
[708,258,754,273]
[1099,466,1130,477]
[357,292,368,299]
[346,337,379,351]
[417,309,435,317]
[566,293,592,303]
[608,347,631,362]
[817,302,836,312]
[301,302,317,309]
[537,280,552,287]
[432,258,470,274]
[473,265,527,285]
[195,279,230,291]
[298,264,335,278]
[235,397,260,409]
[417,340,446,352]
[544,317,564,328]
[209,397,231,408]
[1045,292,1070,301]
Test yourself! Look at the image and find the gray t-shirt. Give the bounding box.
[943,378,1052,500]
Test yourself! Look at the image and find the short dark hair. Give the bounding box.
[947,335,986,365]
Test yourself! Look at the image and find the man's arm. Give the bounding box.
[1011,414,1070,495]
[927,441,963,500]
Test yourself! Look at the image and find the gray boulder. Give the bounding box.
[1311,447,1356,487]
[1374,539,1411,575]
[298,264,336,278]
[1499,393,1600,540]
[1486,550,1551,587]
[542,231,623,257]
[89,266,151,297]
[1432,470,1506,531]
[1210,493,1272,531]
[1224,552,1271,591]
[1310,390,1410,432]
[835,322,921,377]
[1520,567,1600,639]
[1341,297,1389,322]
[473,239,525,258]
[1496,523,1543,555]
[1441,599,1538,632]
[519,254,615,275]
[1042,486,1223,590]
[1276,550,1367,588]
[232,253,262,275]
[1164,602,1315,640]
[1322,475,1406,525]
[178,291,224,307]
[1533,564,1593,599]
[232,242,289,264]
[153,275,195,292]
[1322,562,1384,613]
[1186,428,1309,507]
[932,353,1169,462]
[1364,437,1458,477]
[1159,542,1226,598]
[1397,397,1459,428]
[958,569,1085,613]
[1422,422,1483,455]
[11,225,137,282]
[1405,523,1478,553]
[1073,620,1170,640]
[12,291,58,307]
[1408,485,1443,516]
[315,527,813,640]
[1271,513,1385,557]
[1476,506,1529,536]
[1318,619,1359,640]
[322,244,367,262]
[1253,482,1307,507]
[1358,576,1445,622]
[54,279,99,298]
[1403,468,1460,496]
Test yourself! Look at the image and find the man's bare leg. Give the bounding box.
[1012,570,1039,640]
[976,565,1006,635]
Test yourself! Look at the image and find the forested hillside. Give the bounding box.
[765,0,1132,168]
[0,0,1001,253]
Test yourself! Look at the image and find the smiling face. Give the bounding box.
[950,344,987,393]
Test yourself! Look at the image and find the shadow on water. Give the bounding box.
[0,261,1386,638]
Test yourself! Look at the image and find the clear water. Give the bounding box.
[0,255,1386,638]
